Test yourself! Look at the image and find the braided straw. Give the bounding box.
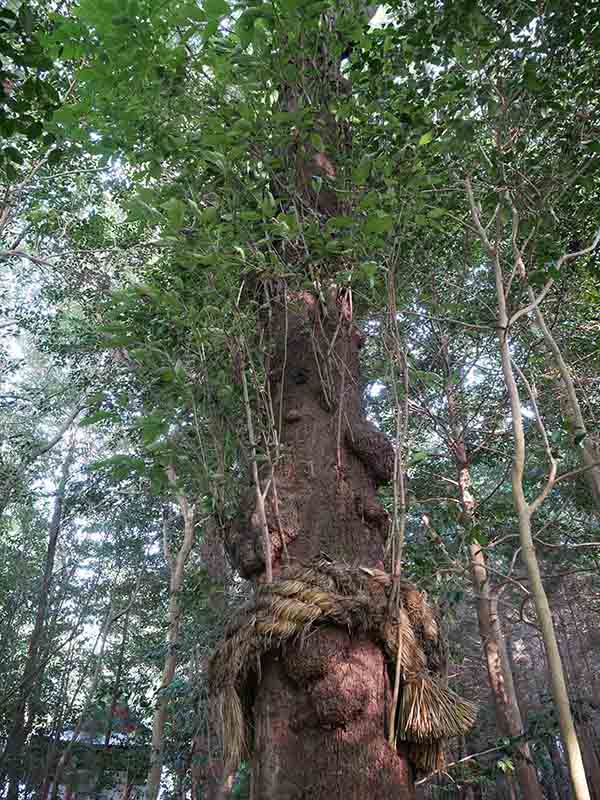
[209,560,477,774]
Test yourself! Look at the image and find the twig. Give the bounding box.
[508,226,600,329]
[416,745,506,784]
[241,363,273,583]
[555,460,600,484]
[403,309,495,332]
[0,250,57,269]
[535,539,600,550]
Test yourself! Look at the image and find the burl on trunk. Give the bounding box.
[223,291,414,799]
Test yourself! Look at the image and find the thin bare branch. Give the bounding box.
[511,361,557,514]
[0,250,57,269]
[464,175,496,257]
[509,225,600,328]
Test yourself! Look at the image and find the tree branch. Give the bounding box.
[0,250,57,269]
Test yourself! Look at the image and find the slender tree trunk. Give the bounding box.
[466,179,590,799]
[565,588,599,697]
[439,327,542,800]
[531,299,600,508]
[104,609,130,747]
[557,610,600,800]
[529,655,563,799]
[86,608,132,798]
[577,724,600,800]
[469,547,542,800]
[547,736,571,800]
[0,404,81,520]
[0,445,75,800]
[52,601,117,794]
[563,592,600,795]
[35,638,76,800]
[145,475,196,800]
[122,775,133,800]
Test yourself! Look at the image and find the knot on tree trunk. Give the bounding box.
[209,559,477,777]
[346,419,395,485]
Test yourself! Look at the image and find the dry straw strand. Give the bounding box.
[208,560,477,774]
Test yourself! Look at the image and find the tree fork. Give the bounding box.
[466,178,591,800]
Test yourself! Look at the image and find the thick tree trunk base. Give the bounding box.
[250,629,415,800]
[223,293,417,798]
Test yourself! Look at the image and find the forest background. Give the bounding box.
[1,1,600,799]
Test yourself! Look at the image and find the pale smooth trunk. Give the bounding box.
[145,481,195,800]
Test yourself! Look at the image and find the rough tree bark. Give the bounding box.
[219,4,439,795]
[226,293,415,799]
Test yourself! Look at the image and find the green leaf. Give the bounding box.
[353,158,370,183]
[310,132,324,151]
[325,215,354,231]
[0,114,16,137]
[237,9,258,46]
[497,758,515,774]
[26,121,44,139]
[261,192,276,217]
[418,131,433,146]
[48,148,63,165]
[204,0,229,18]
[80,410,118,426]
[4,161,18,181]
[161,197,186,228]
[428,207,446,219]
[524,60,541,91]
[204,151,226,171]
[4,146,24,164]
[363,213,393,235]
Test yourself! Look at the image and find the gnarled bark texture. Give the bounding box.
[226,294,415,799]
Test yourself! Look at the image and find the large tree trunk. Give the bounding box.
[226,295,414,798]
[219,5,428,794]
[252,638,414,799]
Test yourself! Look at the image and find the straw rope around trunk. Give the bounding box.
[208,559,477,775]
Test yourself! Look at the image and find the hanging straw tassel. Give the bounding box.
[209,560,477,775]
